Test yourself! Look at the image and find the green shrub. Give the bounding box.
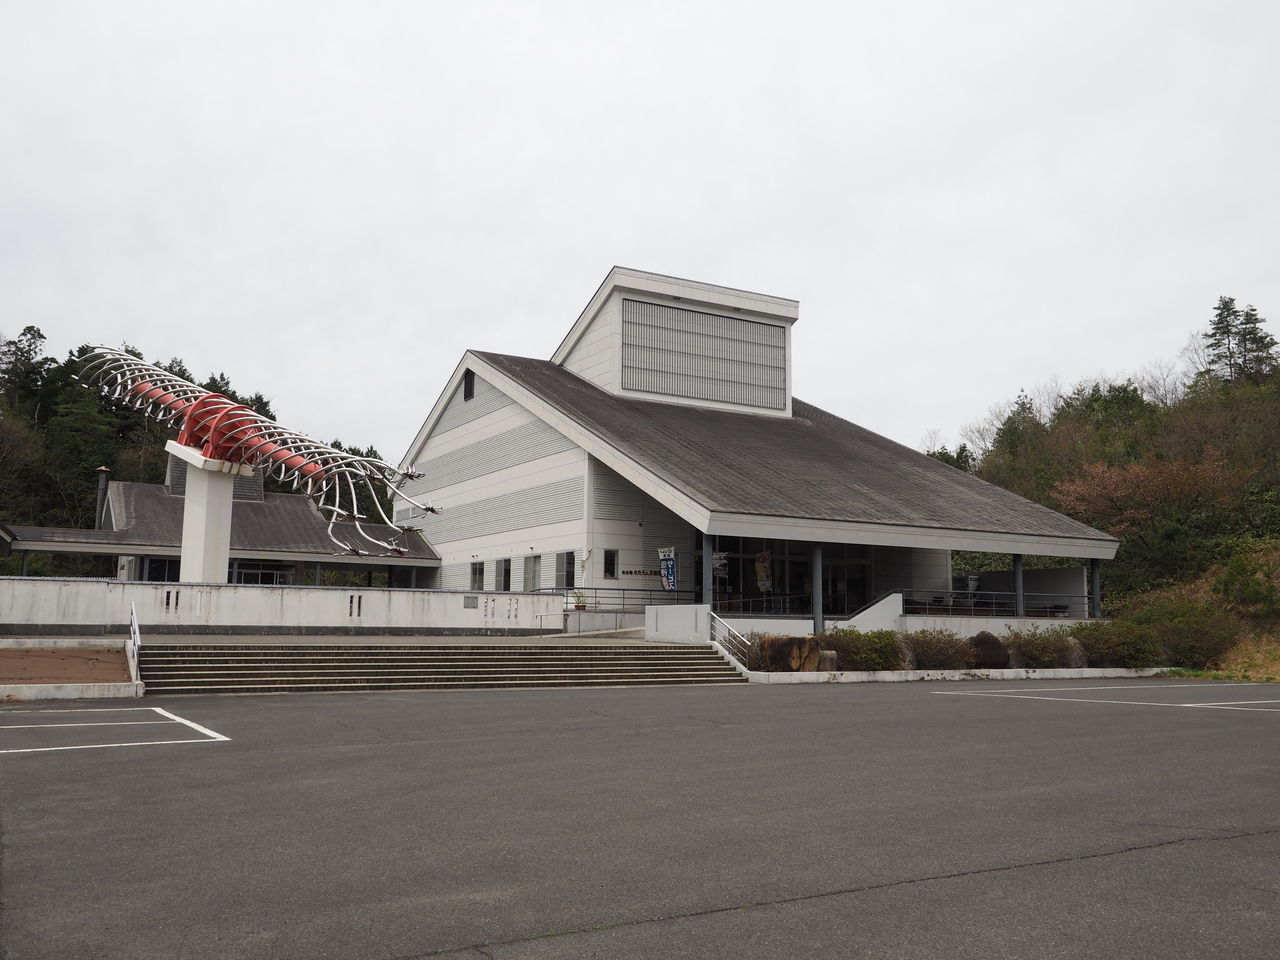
[1073,621,1161,668]
[901,629,973,670]
[1002,625,1076,668]
[815,628,904,671]
[1126,601,1241,669]
[744,632,769,671]
[1212,556,1280,617]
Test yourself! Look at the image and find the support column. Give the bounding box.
[167,440,251,585]
[1090,558,1102,618]
[702,532,714,607]
[20,550,29,576]
[811,543,824,636]
[314,562,323,587]
[1013,553,1025,618]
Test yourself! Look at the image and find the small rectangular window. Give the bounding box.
[555,551,575,590]
[498,558,511,592]
[470,561,485,591]
[603,550,618,579]
[463,369,475,401]
[523,554,541,592]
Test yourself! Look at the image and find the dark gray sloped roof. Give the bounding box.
[476,352,1116,544]
[8,483,438,562]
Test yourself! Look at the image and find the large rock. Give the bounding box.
[818,650,838,672]
[759,635,821,672]
[969,631,1010,669]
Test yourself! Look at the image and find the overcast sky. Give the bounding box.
[2,2,1277,462]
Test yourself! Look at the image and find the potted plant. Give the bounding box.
[573,589,588,610]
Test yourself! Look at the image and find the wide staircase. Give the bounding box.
[138,643,744,694]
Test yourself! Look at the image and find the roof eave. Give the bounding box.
[706,512,1120,559]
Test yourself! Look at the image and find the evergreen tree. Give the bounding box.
[1237,304,1277,384]
[1204,296,1277,384]
[1205,296,1241,380]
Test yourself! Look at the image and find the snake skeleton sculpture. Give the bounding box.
[79,346,438,558]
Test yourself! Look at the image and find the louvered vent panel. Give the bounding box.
[621,299,786,410]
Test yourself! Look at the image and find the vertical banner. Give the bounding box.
[755,551,773,593]
[658,547,676,592]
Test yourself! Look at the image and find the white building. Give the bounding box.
[397,267,1118,631]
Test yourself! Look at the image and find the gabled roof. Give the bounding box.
[6,483,440,565]
[469,351,1119,558]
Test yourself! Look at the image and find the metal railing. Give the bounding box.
[533,586,697,612]
[902,588,1090,619]
[708,612,752,668]
[711,592,814,616]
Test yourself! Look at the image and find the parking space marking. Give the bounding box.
[935,690,1280,712]
[0,706,230,754]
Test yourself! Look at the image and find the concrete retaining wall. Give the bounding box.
[0,682,144,700]
[0,578,562,636]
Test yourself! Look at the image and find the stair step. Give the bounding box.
[137,642,743,694]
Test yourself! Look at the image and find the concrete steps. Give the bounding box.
[138,644,744,694]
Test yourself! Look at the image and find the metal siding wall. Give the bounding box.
[433,372,515,435]
[413,478,584,544]
[404,421,577,496]
[438,563,470,591]
[593,462,696,591]
[620,299,786,410]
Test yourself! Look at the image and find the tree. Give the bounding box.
[927,443,976,472]
[1050,450,1253,541]
[1204,296,1277,384]
[1237,304,1277,384]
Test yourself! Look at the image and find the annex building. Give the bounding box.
[397,267,1119,630]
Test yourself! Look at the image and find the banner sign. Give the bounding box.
[755,551,773,593]
[658,547,676,592]
[712,552,728,578]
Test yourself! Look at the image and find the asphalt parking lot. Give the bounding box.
[2,679,1277,959]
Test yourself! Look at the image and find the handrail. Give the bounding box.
[901,588,1090,618]
[127,601,141,685]
[531,586,697,612]
[708,612,752,669]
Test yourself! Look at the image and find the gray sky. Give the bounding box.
[3,2,1277,462]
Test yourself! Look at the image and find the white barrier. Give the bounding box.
[0,578,562,636]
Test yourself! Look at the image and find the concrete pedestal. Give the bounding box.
[165,440,255,585]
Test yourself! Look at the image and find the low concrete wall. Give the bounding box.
[560,611,646,635]
[837,593,904,632]
[719,617,812,637]
[646,604,709,644]
[0,578,562,636]
[0,682,144,700]
[707,642,1168,683]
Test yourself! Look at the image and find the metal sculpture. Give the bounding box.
[79,346,437,557]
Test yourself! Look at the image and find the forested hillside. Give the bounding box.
[0,326,384,574]
[929,297,1280,599]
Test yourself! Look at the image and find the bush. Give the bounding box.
[1002,625,1077,668]
[900,629,973,670]
[1212,556,1280,617]
[1073,621,1161,668]
[1126,601,1241,669]
[815,628,904,671]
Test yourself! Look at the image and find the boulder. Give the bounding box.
[818,650,838,672]
[969,631,1010,669]
[759,635,822,672]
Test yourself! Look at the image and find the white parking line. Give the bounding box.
[935,691,1280,712]
[0,706,230,754]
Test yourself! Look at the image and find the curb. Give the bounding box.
[1,682,145,701]
[706,644,1170,683]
